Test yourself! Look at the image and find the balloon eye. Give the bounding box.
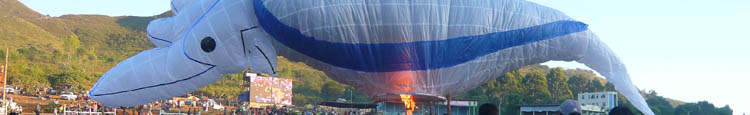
[201,37,216,52]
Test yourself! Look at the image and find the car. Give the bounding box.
[60,92,77,100]
[212,103,224,110]
[206,99,224,110]
[47,89,58,95]
[4,87,14,94]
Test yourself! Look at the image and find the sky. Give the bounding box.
[19,0,750,114]
[530,0,750,114]
[18,0,171,17]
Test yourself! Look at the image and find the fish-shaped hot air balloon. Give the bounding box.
[89,0,654,114]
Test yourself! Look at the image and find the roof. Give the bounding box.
[520,104,561,107]
[317,101,378,109]
[520,104,561,112]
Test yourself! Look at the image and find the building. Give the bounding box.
[519,104,607,115]
[376,99,478,115]
[580,105,607,115]
[517,92,617,115]
[317,101,377,114]
[578,92,618,111]
[519,104,561,115]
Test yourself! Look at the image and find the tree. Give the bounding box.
[605,82,616,91]
[522,71,551,104]
[321,81,347,101]
[675,101,731,115]
[717,105,733,115]
[586,79,605,92]
[345,87,372,103]
[500,71,523,94]
[63,35,82,52]
[567,75,590,97]
[675,103,698,115]
[63,35,83,66]
[645,93,674,115]
[546,67,573,102]
[502,93,524,115]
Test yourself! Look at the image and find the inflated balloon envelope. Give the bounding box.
[88,0,654,114]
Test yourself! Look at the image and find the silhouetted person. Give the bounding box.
[34,104,41,115]
[609,106,634,115]
[560,100,582,115]
[478,103,499,115]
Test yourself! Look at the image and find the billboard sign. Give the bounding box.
[248,74,293,106]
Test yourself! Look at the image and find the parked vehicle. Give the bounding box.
[4,87,14,94]
[60,92,78,100]
[206,99,224,110]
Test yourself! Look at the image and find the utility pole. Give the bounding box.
[245,70,253,114]
[446,94,451,115]
[3,48,8,104]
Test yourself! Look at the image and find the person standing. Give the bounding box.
[478,103,498,115]
[148,104,153,115]
[609,106,634,115]
[34,104,41,115]
[560,100,583,115]
[58,104,65,115]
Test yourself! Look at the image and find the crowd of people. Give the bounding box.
[12,85,643,115]
[299,108,373,115]
[228,105,374,115]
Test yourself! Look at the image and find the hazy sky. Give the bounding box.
[19,0,750,114]
[18,0,171,16]
[531,0,750,114]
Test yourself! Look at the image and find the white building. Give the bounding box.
[578,92,618,111]
[580,105,607,115]
[519,104,560,115]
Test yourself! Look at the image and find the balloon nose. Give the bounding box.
[241,26,277,76]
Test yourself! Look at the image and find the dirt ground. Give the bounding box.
[7,94,234,115]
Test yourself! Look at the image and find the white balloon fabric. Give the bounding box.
[89,0,277,107]
[255,0,653,114]
[90,0,653,114]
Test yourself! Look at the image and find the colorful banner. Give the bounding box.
[248,75,292,106]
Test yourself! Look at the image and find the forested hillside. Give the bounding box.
[0,0,732,114]
[0,0,370,106]
[456,64,731,115]
[0,0,155,90]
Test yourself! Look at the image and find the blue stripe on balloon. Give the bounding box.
[254,0,588,72]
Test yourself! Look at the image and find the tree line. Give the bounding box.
[457,64,732,115]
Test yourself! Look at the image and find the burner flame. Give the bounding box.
[400,94,416,115]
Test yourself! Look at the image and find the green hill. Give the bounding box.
[0,0,370,106]
[456,64,734,115]
[0,0,152,89]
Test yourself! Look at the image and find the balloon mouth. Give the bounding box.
[240,26,259,57]
[373,93,445,103]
